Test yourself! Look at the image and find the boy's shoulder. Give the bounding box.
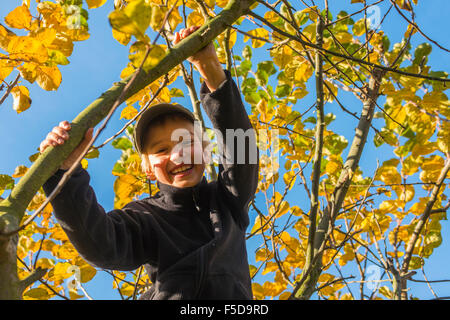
[121,196,159,214]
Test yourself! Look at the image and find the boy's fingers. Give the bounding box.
[59,120,71,130]
[184,26,199,38]
[190,26,200,33]
[52,126,69,140]
[181,28,188,39]
[40,140,50,153]
[173,32,180,45]
[47,132,65,144]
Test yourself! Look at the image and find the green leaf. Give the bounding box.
[324,113,336,126]
[85,148,100,159]
[0,174,14,190]
[374,128,398,147]
[352,18,366,36]
[409,256,424,270]
[424,231,442,250]
[325,134,348,155]
[256,61,276,86]
[29,152,40,163]
[413,43,432,65]
[242,45,252,60]
[47,49,70,66]
[169,88,184,97]
[275,84,291,98]
[112,137,133,151]
[23,287,50,300]
[112,162,126,175]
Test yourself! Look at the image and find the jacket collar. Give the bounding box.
[155,176,208,212]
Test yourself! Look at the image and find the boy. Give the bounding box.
[40,26,259,300]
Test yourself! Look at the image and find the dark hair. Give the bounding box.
[141,111,194,153]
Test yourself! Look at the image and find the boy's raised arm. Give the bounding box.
[176,27,259,229]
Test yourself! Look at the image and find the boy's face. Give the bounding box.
[143,117,206,188]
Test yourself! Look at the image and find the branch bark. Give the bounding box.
[304,17,325,287]
[292,67,385,299]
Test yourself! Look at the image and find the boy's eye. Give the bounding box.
[155,147,168,154]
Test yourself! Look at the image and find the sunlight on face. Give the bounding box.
[143,117,206,188]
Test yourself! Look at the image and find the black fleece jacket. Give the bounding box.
[43,70,259,300]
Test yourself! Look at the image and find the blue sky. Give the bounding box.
[1,0,449,299]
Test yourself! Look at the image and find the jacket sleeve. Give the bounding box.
[200,69,259,229]
[42,164,157,270]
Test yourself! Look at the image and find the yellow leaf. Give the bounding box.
[120,63,136,79]
[17,62,37,83]
[283,170,296,188]
[5,5,32,30]
[48,35,74,57]
[168,8,183,31]
[129,43,166,72]
[270,45,293,69]
[186,11,205,28]
[30,27,57,48]
[81,158,89,169]
[409,256,424,270]
[112,28,131,46]
[419,155,444,184]
[113,174,144,208]
[216,0,229,8]
[279,291,291,300]
[108,0,152,41]
[335,32,353,44]
[56,242,78,260]
[69,290,85,300]
[50,227,68,241]
[52,262,73,281]
[120,105,138,120]
[264,11,280,24]
[35,258,55,270]
[251,215,269,235]
[36,65,62,91]
[11,85,31,114]
[86,0,107,9]
[250,28,269,49]
[23,287,50,300]
[294,60,313,83]
[80,264,97,283]
[0,24,16,51]
[8,36,48,64]
[0,65,13,82]
[120,283,135,296]
[252,282,264,300]
[12,165,28,178]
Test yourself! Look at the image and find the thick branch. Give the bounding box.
[18,267,48,294]
[292,68,385,299]
[401,159,450,274]
[305,18,325,279]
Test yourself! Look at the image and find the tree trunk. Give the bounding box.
[293,68,385,299]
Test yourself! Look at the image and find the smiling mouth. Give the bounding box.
[170,164,194,175]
